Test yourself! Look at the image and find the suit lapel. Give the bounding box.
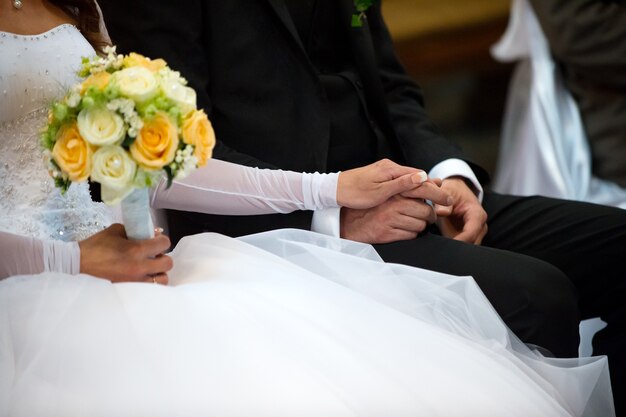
[264,0,308,54]
[338,0,405,159]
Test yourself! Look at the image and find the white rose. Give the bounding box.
[160,78,197,116]
[91,145,137,205]
[77,106,126,146]
[114,66,158,103]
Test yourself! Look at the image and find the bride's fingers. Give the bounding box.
[379,171,428,199]
[144,273,169,285]
[375,158,421,179]
[139,234,172,258]
[149,253,174,274]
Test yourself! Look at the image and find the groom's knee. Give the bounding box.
[503,259,580,357]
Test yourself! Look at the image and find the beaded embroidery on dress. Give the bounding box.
[0,25,111,241]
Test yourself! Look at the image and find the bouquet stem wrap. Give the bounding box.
[120,188,154,240]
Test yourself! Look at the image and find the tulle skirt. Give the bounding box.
[0,230,614,416]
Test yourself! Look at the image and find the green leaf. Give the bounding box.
[351,13,363,27]
[163,165,174,189]
[54,176,71,194]
[121,134,135,148]
[352,0,373,27]
[354,0,373,12]
[40,126,58,150]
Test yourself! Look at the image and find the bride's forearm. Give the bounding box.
[0,231,79,279]
[150,158,433,217]
[150,158,339,215]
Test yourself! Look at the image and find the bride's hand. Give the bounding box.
[337,159,443,209]
[78,224,173,284]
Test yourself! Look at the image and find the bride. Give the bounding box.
[0,1,615,416]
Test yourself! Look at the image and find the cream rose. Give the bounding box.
[77,105,126,146]
[52,123,93,182]
[91,145,137,205]
[114,66,158,103]
[130,111,179,169]
[181,110,215,167]
[160,78,197,116]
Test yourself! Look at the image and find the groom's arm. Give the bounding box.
[98,0,278,169]
[364,3,489,185]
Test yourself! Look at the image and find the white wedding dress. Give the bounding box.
[0,24,615,417]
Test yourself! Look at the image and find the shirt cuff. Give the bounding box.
[311,206,342,237]
[429,158,484,202]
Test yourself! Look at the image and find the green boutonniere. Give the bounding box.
[351,0,374,27]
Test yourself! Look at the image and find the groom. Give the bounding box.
[100,0,626,410]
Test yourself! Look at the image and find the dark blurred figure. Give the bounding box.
[531,0,626,187]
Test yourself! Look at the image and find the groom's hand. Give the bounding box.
[339,181,453,244]
[435,177,488,245]
[79,224,173,284]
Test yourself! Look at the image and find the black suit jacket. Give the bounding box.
[99,0,487,241]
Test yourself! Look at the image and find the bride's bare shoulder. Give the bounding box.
[0,0,77,36]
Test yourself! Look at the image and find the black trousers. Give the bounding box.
[375,192,626,414]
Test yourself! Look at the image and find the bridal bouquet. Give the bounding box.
[41,46,215,239]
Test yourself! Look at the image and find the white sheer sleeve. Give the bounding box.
[150,159,340,215]
[0,232,80,280]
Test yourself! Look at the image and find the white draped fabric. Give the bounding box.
[491,0,626,208]
[0,230,615,417]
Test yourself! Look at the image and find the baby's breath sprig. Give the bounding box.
[107,98,144,138]
[168,145,198,183]
[78,45,124,77]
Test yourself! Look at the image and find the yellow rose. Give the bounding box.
[131,112,179,169]
[91,145,137,205]
[80,71,111,93]
[123,52,167,73]
[160,78,197,116]
[113,66,158,103]
[52,123,93,182]
[181,110,215,167]
[77,105,126,146]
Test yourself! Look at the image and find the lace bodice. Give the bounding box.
[0,25,112,242]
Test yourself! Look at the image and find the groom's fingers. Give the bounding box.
[401,181,453,208]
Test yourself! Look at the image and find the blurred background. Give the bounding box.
[382,0,512,178]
